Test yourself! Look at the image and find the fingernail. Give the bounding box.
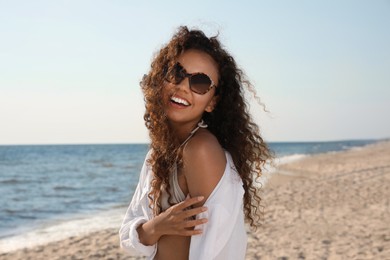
[202,207,207,211]
[198,196,204,201]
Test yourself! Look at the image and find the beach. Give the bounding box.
[1,141,389,259]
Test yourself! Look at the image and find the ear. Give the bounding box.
[205,96,219,112]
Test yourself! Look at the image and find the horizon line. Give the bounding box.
[0,138,388,147]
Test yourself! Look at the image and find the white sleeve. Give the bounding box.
[118,152,157,257]
[189,154,246,260]
[189,203,231,260]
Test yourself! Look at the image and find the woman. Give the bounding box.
[119,26,272,260]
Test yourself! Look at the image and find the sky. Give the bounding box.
[0,0,389,145]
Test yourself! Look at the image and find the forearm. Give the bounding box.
[137,218,162,246]
[136,196,207,246]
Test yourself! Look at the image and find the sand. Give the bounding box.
[1,141,389,259]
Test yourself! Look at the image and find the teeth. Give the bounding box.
[171,96,189,106]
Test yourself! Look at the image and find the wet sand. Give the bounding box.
[1,141,389,259]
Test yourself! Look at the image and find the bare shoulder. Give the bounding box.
[182,129,227,203]
[183,129,226,167]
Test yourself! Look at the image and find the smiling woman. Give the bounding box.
[119,26,273,260]
[163,49,219,129]
[166,62,218,95]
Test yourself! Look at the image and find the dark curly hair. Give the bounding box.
[141,26,274,227]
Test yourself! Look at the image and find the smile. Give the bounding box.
[170,95,190,106]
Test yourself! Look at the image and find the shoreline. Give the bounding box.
[1,140,389,259]
[0,208,126,254]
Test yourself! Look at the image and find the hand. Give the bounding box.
[154,196,208,237]
[137,196,208,245]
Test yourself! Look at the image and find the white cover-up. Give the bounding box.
[119,150,247,260]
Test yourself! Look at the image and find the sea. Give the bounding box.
[0,140,378,252]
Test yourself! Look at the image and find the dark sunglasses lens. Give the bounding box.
[190,74,212,94]
[166,64,184,84]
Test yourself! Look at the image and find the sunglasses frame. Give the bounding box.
[165,62,218,95]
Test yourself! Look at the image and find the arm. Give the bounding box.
[136,196,208,245]
[182,131,227,207]
[119,151,209,256]
[119,151,157,257]
[183,132,245,259]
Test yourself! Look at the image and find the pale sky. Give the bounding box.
[1,0,389,145]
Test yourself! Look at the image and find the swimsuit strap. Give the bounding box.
[179,119,208,148]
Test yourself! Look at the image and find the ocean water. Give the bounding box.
[0,140,377,252]
[0,144,148,237]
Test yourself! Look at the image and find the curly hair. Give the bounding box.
[140,26,274,227]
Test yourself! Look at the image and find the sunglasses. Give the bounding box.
[164,62,217,95]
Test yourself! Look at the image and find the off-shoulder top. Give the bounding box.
[119,149,247,260]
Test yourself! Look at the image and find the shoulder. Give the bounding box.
[183,129,226,168]
[182,129,227,202]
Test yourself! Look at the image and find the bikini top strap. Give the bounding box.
[179,119,208,148]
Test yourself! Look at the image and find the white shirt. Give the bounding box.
[119,150,247,260]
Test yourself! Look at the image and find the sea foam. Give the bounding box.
[0,207,126,253]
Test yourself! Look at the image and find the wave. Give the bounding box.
[275,154,308,165]
[53,185,78,191]
[0,179,28,185]
[254,154,307,188]
[90,159,115,168]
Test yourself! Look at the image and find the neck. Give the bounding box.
[169,121,200,143]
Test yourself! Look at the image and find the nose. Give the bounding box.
[174,77,191,93]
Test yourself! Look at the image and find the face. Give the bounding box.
[163,49,219,126]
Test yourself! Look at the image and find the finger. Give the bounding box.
[179,206,207,219]
[182,218,208,228]
[174,196,204,211]
[177,229,203,236]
